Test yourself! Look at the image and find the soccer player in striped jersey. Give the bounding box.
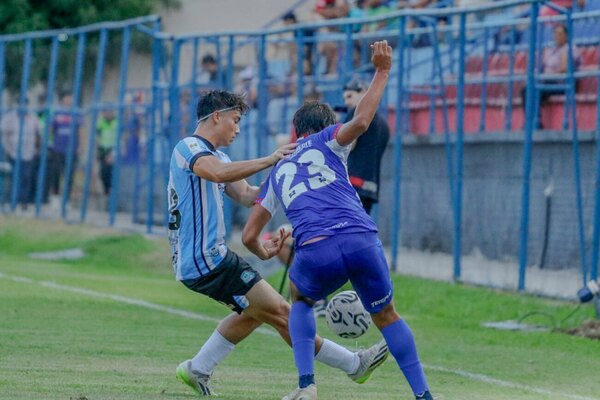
[169,90,389,397]
[242,41,434,400]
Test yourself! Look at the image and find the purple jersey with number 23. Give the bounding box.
[257,123,378,246]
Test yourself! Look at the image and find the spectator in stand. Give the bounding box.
[364,0,397,32]
[235,66,258,109]
[123,91,144,165]
[342,77,390,215]
[96,109,118,196]
[521,24,580,128]
[312,0,350,75]
[396,0,450,47]
[282,12,317,75]
[47,90,81,205]
[1,99,41,209]
[349,0,367,30]
[196,54,220,88]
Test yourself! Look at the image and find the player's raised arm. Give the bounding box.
[335,40,392,147]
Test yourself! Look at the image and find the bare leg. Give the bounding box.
[243,279,324,351]
[216,312,263,344]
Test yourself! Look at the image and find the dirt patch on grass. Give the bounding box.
[566,320,600,340]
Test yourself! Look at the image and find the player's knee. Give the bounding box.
[371,302,400,329]
[265,296,291,329]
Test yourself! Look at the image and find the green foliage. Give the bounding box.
[0,0,180,34]
[0,0,180,94]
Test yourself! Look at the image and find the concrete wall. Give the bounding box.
[376,130,597,270]
[119,129,596,271]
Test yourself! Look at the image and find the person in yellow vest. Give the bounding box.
[96,109,118,195]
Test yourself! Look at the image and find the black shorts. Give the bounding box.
[181,249,262,314]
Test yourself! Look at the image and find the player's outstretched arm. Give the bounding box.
[192,142,297,183]
[242,205,290,260]
[336,40,392,147]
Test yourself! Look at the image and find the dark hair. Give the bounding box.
[58,90,72,100]
[196,90,249,121]
[283,11,297,23]
[343,77,368,92]
[293,101,336,138]
[555,24,568,35]
[201,54,216,65]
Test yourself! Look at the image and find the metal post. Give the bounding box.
[0,42,5,208]
[391,16,406,271]
[146,20,162,233]
[81,28,108,222]
[215,36,223,88]
[453,13,467,280]
[591,43,600,282]
[169,39,182,151]
[432,21,456,215]
[505,27,516,131]
[479,27,489,133]
[227,35,235,90]
[518,2,539,291]
[10,39,33,211]
[188,37,199,134]
[404,44,413,134]
[296,29,305,109]
[62,33,86,219]
[566,11,588,285]
[428,22,437,135]
[35,38,59,216]
[257,34,268,180]
[108,27,132,226]
[591,70,600,282]
[344,24,353,83]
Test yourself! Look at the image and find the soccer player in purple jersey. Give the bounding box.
[243,41,434,400]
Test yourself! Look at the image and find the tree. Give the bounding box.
[0,0,180,34]
[0,0,180,94]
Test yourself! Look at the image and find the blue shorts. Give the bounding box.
[289,232,393,314]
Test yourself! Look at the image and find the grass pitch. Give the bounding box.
[0,215,598,400]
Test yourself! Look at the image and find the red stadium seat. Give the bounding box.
[488,53,510,75]
[514,51,527,73]
[466,56,483,75]
[580,46,599,67]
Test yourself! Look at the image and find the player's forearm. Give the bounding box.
[242,235,270,260]
[239,185,260,208]
[208,157,273,183]
[353,71,389,131]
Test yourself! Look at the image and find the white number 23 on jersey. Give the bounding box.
[276,149,336,208]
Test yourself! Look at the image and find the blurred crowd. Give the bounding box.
[1,90,146,210]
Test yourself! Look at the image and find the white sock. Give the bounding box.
[314,338,360,374]
[190,330,235,375]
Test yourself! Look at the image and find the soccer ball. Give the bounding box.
[325,290,372,338]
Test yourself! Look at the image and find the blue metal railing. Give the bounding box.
[1,1,599,291]
[0,15,161,224]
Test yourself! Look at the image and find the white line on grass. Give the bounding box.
[0,272,595,400]
[0,272,277,337]
[423,365,595,400]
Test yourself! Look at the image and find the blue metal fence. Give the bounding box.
[1,1,599,293]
